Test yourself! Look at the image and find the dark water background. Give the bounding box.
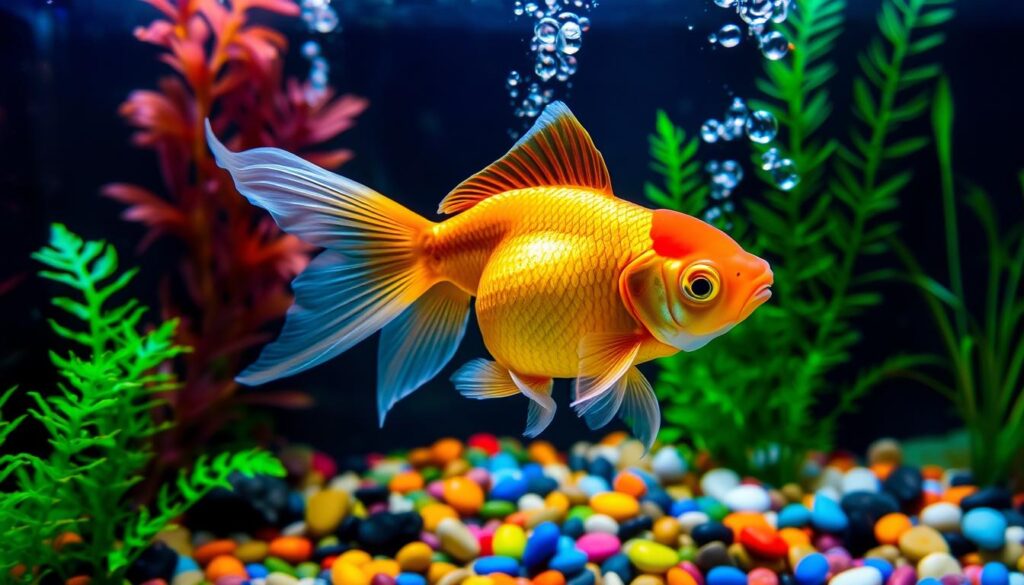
[1,0,1022,457]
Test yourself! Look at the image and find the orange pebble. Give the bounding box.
[723,511,772,539]
[492,574,520,585]
[667,567,698,585]
[268,536,313,564]
[428,562,458,584]
[194,539,238,566]
[334,560,371,585]
[829,457,857,473]
[420,503,460,532]
[922,491,942,506]
[943,485,978,505]
[390,471,425,494]
[505,511,529,526]
[443,477,485,515]
[533,570,567,585]
[66,577,91,585]
[922,465,944,480]
[528,441,560,465]
[875,513,913,545]
[205,555,247,582]
[409,448,434,468]
[778,527,811,548]
[544,492,570,516]
[600,432,629,446]
[613,471,648,498]
[962,553,983,566]
[432,438,463,466]
[870,462,895,481]
[363,559,400,578]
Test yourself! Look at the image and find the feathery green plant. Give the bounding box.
[0,225,286,584]
[897,78,1024,485]
[651,0,953,481]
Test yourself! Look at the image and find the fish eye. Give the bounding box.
[681,263,720,304]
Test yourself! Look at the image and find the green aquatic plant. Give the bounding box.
[651,0,953,481]
[0,225,285,584]
[896,78,1024,485]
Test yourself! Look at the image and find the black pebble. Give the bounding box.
[127,542,178,584]
[695,542,734,573]
[337,515,363,542]
[883,467,923,508]
[313,543,351,562]
[588,457,615,481]
[355,484,390,506]
[960,487,1013,511]
[186,473,291,532]
[942,531,977,557]
[691,521,734,547]
[357,511,423,555]
[568,453,587,472]
[643,488,673,513]
[601,553,633,583]
[1004,509,1024,528]
[949,471,975,486]
[563,517,585,539]
[618,515,653,540]
[528,476,558,497]
[841,491,900,554]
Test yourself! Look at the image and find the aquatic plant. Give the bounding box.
[103,0,368,467]
[896,78,1024,485]
[0,225,285,584]
[652,0,953,481]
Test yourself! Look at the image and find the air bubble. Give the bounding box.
[302,40,320,58]
[507,71,521,89]
[717,24,743,48]
[535,53,558,81]
[745,110,779,144]
[760,31,789,60]
[771,159,800,191]
[701,119,722,143]
[536,17,559,43]
[557,21,583,54]
[722,97,749,140]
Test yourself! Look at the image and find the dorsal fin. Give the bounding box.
[438,102,613,214]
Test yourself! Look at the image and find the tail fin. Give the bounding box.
[207,123,470,418]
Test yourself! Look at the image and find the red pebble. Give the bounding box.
[468,433,501,455]
[312,452,337,479]
[739,526,789,558]
[479,531,494,557]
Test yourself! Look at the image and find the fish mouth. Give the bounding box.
[739,282,773,321]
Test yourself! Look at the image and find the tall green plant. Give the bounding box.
[0,225,286,584]
[651,0,953,481]
[898,78,1024,485]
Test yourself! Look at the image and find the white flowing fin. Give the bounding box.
[572,332,641,407]
[573,366,660,452]
[451,359,522,399]
[512,373,555,438]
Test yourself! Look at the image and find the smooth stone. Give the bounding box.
[585,514,620,535]
[568,570,596,585]
[473,556,520,576]
[577,533,622,563]
[963,508,1008,550]
[651,447,687,483]
[882,467,922,507]
[980,562,1011,585]
[812,495,848,533]
[397,574,428,585]
[700,469,740,503]
[691,522,733,547]
[357,512,423,556]
[723,485,771,513]
[917,553,962,579]
[866,439,902,466]
[921,503,963,533]
[842,468,880,494]
[306,490,349,537]
[678,512,710,534]
[602,553,633,583]
[942,531,976,558]
[840,491,900,554]
[128,542,179,584]
[739,526,788,559]
[694,542,733,573]
[652,517,681,546]
[748,568,779,585]
[898,526,950,563]
[481,501,517,520]
[630,577,664,585]
[592,493,641,521]
[887,566,917,585]
[523,521,560,566]
[861,559,893,583]
[794,553,830,585]
[519,493,546,511]
[705,566,746,585]
[618,515,653,541]
[550,549,589,575]
[827,567,882,585]
[436,518,480,562]
[778,504,811,528]
[605,574,626,585]
[626,540,679,573]
[491,477,529,502]
[961,487,1013,512]
[396,542,433,573]
[564,517,587,540]
[172,571,204,585]
[492,524,527,559]
[267,573,300,585]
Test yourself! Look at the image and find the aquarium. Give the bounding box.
[0,0,1022,584]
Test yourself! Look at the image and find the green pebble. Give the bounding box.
[421,467,442,483]
[414,496,439,511]
[264,557,296,576]
[678,545,697,562]
[696,497,729,522]
[567,505,594,522]
[481,500,517,520]
[367,471,392,485]
[466,449,489,467]
[318,535,340,548]
[432,551,453,563]
[296,562,320,578]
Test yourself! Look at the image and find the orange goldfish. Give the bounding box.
[207,102,772,447]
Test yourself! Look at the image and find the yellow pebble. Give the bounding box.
[363,559,400,578]
[421,503,460,532]
[463,577,495,585]
[236,540,269,564]
[428,562,459,585]
[544,492,570,517]
[338,550,372,567]
[652,517,681,547]
[307,489,350,537]
[590,492,640,521]
[631,576,666,585]
[397,542,434,573]
[333,560,370,585]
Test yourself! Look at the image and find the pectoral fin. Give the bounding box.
[451,360,555,437]
[571,332,642,407]
[573,366,660,451]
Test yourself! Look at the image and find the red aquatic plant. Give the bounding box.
[103,0,368,468]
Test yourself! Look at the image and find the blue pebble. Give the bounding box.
[577,475,611,497]
[549,548,588,576]
[642,488,673,513]
[812,495,848,532]
[491,477,529,501]
[523,521,561,566]
[588,457,615,481]
[794,552,829,585]
[963,507,1008,549]
[528,475,559,497]
[491,468,522,485]
[557,535,578,551]
[707,566,747,585]
[918,578,943,585]
[567,569,596,585]
[981,562,1011,585]
[491,453,520,471]
[397,574,428,585]
[474,556,521,576]
[778,503,812,528]
[601,553,633,583]
[288,490,305,515]
[563,517,585,539]
[862,559,893,582]
[568,453,587,472]
[522,463,544,479]
[246,564,269,579]
[670,499,699,516]
[175,556,199,575]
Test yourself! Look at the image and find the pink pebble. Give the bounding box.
[368,502,388,514]
[371,575,397,585]
[576,532,621,562]
[421,531,441,549]
[940,576,966,585]
[679,561,705,585]
[887,565,917,585]
[215,577,246,585]
[312,451,337,479]
[748,568,778,585]
[814,534,841,551]
[483,519,502,531]
[467,468,491,488]
[825,547,852,574]
[964,565,982,585]
[466,524,485,537]
[426,480,445,499]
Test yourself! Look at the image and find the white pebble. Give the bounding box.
[678,511,711,534]
[700,468,740,502]
[1007,525,1024,543]
[282,520,306,536]
[921,502,963,532]
[543,464,571,486]
[267,572,300,585]
[172,571,204,585]
[1009,573,1024,585]
[652,446,687,483]
[723,484,771,512]
[604,573,625,585]
[584,513,620,534]
[328,471,360,493]
[389,492,414,513]
[917,552,962,579]
[842,467,880,493]
[590,444,620,465]
[518,493,545,511]
[828,567,883,585]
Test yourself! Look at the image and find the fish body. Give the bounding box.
[208,102,773,447]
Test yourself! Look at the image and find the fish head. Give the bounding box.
[621,209,774,352]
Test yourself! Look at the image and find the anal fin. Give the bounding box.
[452,360,555,437]
[574,366,660,451]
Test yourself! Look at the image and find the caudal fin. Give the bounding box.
[207,123,469,420]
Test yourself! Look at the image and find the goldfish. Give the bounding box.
[207,102,772,447]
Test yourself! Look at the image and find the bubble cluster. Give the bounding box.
[701,97,778,144]
[509,0,596,123]
[298,0,340,104]
[709,0,792,60]
[763,148,800,191]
